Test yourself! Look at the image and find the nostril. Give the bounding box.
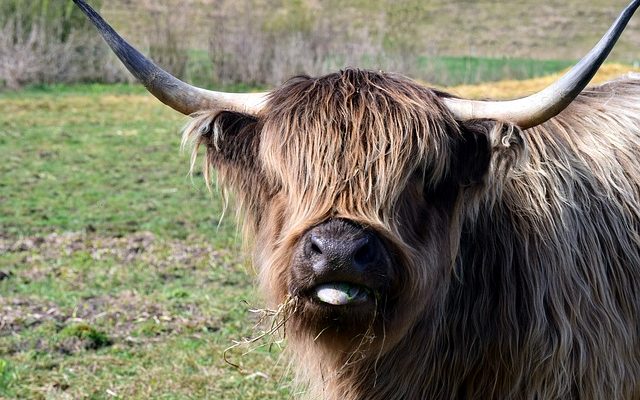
[309,235,324,255]
[352,237,376,266]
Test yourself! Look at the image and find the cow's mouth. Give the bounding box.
[293,281,381,330]
[291,278,389,339]
[311,282,372,306]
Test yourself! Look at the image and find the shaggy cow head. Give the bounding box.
[182,70,498,354]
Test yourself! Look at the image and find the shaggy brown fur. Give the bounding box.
[183,70,640,399]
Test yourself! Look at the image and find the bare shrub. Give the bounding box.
[208,3,272,86]
[268,32,323,85]
[147,8,189,80]
[205,2,427,87]
[64,34,133,84]
[0,1,436,89]
[0,19,132,89]
[0,3,131,89]
[0,18,67,89]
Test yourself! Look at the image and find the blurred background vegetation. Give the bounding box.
[1,0,638,90]
[0,0,127,89]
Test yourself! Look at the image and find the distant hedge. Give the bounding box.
[0,0,132,89]
[0,0,99,42]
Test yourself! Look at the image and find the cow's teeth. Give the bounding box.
[314,283,369,305]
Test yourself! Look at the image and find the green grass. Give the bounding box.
[0,86,292,399]
[11,83,148,96]
[0,85,236,243]
[420,56,575,86]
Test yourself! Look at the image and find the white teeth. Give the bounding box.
[314,283,368,306]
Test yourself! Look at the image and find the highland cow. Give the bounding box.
[74,0,640,398]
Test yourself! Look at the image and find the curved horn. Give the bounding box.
[444,0,640,129]
[73,0,267,116]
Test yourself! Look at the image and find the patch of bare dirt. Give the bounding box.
[1,290,222,355]
[1,291,221,333]
[0,231,234,268]
[1,231,242,284]
[0,298,64,333]
[0,232,238,354]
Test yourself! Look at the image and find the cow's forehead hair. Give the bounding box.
[258,69,460,228]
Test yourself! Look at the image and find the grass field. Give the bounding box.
[1,64,639,399]
[0,85,292,399]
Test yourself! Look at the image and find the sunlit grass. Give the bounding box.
[0,86,290,399]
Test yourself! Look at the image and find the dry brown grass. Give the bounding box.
[448,63,640,99]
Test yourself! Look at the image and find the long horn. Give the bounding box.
[73,0,267,116]
[443,0,640,129]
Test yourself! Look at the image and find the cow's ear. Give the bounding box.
[204,111,261,170]
[452,120,526,187]
[423,120,494,205]
[451,120,494,187]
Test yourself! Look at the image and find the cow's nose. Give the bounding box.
[290,219,392,305]
[307,232,379,275]
[298,219,390,288]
